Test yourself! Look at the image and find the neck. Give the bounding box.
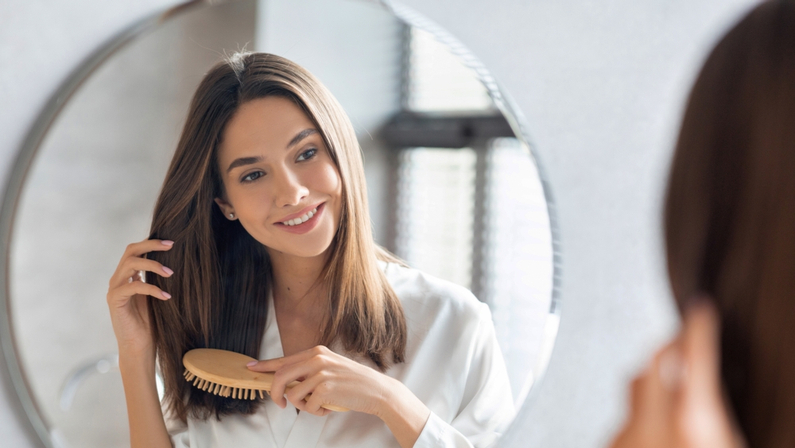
[267,249,328,313]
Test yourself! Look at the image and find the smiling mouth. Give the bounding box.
[280,206,319,226]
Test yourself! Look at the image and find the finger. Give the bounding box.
[657,341,686,393]
[284,372,328,413]
[109,281,171,306]
[269,361,320,409]
[300,379,338,416]
[621,340,682,448]
[123,239,174,258]
[680,299,721,395]
[637,342,680,419]
[113,258,174,286]
[676,299,734,445]
[248,357,289,373]
[248,346,330,372]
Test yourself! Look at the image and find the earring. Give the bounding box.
[229,213,235,219]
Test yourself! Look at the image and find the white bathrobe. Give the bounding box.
[166,262,515,447]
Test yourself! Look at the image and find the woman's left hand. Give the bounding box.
[247,345,400,417]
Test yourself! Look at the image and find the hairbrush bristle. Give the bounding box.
[184,368,265,400]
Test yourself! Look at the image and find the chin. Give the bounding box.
[267,237,335,259]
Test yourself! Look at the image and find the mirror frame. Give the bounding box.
[0,1,562,446]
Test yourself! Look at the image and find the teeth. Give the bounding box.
[282,207,317,226]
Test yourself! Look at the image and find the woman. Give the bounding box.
[106,53,514,448]
[611,2,795,447]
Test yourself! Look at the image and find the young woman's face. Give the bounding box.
[215,96,342,259]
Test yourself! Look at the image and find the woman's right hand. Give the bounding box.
[609,301,744,448]
[107,239,175,358]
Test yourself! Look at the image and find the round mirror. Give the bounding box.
[1,0,560,446]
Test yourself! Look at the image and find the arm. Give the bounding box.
[247,302,513,448]
[409,303,515,448]
[107,239,176,448]
[119,350,174,448]
[375,377,432,448]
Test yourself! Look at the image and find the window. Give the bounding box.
[389,27,554,403]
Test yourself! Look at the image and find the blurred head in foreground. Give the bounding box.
[664,1,795,446]
[613,2,795,448]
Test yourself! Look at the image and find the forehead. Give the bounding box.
[219,96,316,159]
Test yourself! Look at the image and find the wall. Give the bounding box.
[0,0,760,447]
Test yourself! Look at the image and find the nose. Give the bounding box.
[272,167,308,208]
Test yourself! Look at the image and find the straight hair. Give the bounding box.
[664,2,795,446]
[146,53,407,422]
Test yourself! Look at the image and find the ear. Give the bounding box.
[214,197,236,220]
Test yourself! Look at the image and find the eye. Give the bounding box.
[296,148,317,162]
[241,170,264,183]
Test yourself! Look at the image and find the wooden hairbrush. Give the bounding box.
[182,348,348,412]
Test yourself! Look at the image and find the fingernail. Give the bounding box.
[247,361,257,367]
[163,267,174,276]
[162,291,172,299]
[162,240,174,246]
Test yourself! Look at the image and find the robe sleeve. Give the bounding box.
[413,302,516,448]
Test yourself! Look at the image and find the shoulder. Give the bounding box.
[381,261,490,329]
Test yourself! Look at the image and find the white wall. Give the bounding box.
[0,0,760,447]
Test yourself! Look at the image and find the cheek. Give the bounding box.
[318,164,342,196]
[227,186,273,217]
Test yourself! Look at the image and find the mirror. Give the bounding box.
[2,0,559,446]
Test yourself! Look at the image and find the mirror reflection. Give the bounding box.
[8,0,555,447]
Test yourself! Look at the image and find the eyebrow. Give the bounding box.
[226,128,319,174]
[287,128,318,149]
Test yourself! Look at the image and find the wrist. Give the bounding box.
[376,376,430,448]
[118,347,156,377]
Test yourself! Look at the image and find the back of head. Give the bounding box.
[665,2,795,446]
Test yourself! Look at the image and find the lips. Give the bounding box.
[281,206,317,226]
[274,202,325,233]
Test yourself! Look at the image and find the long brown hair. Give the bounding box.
[146,53,407,422]
[664,2,795,446]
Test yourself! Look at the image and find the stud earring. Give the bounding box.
[229,213,235,219]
